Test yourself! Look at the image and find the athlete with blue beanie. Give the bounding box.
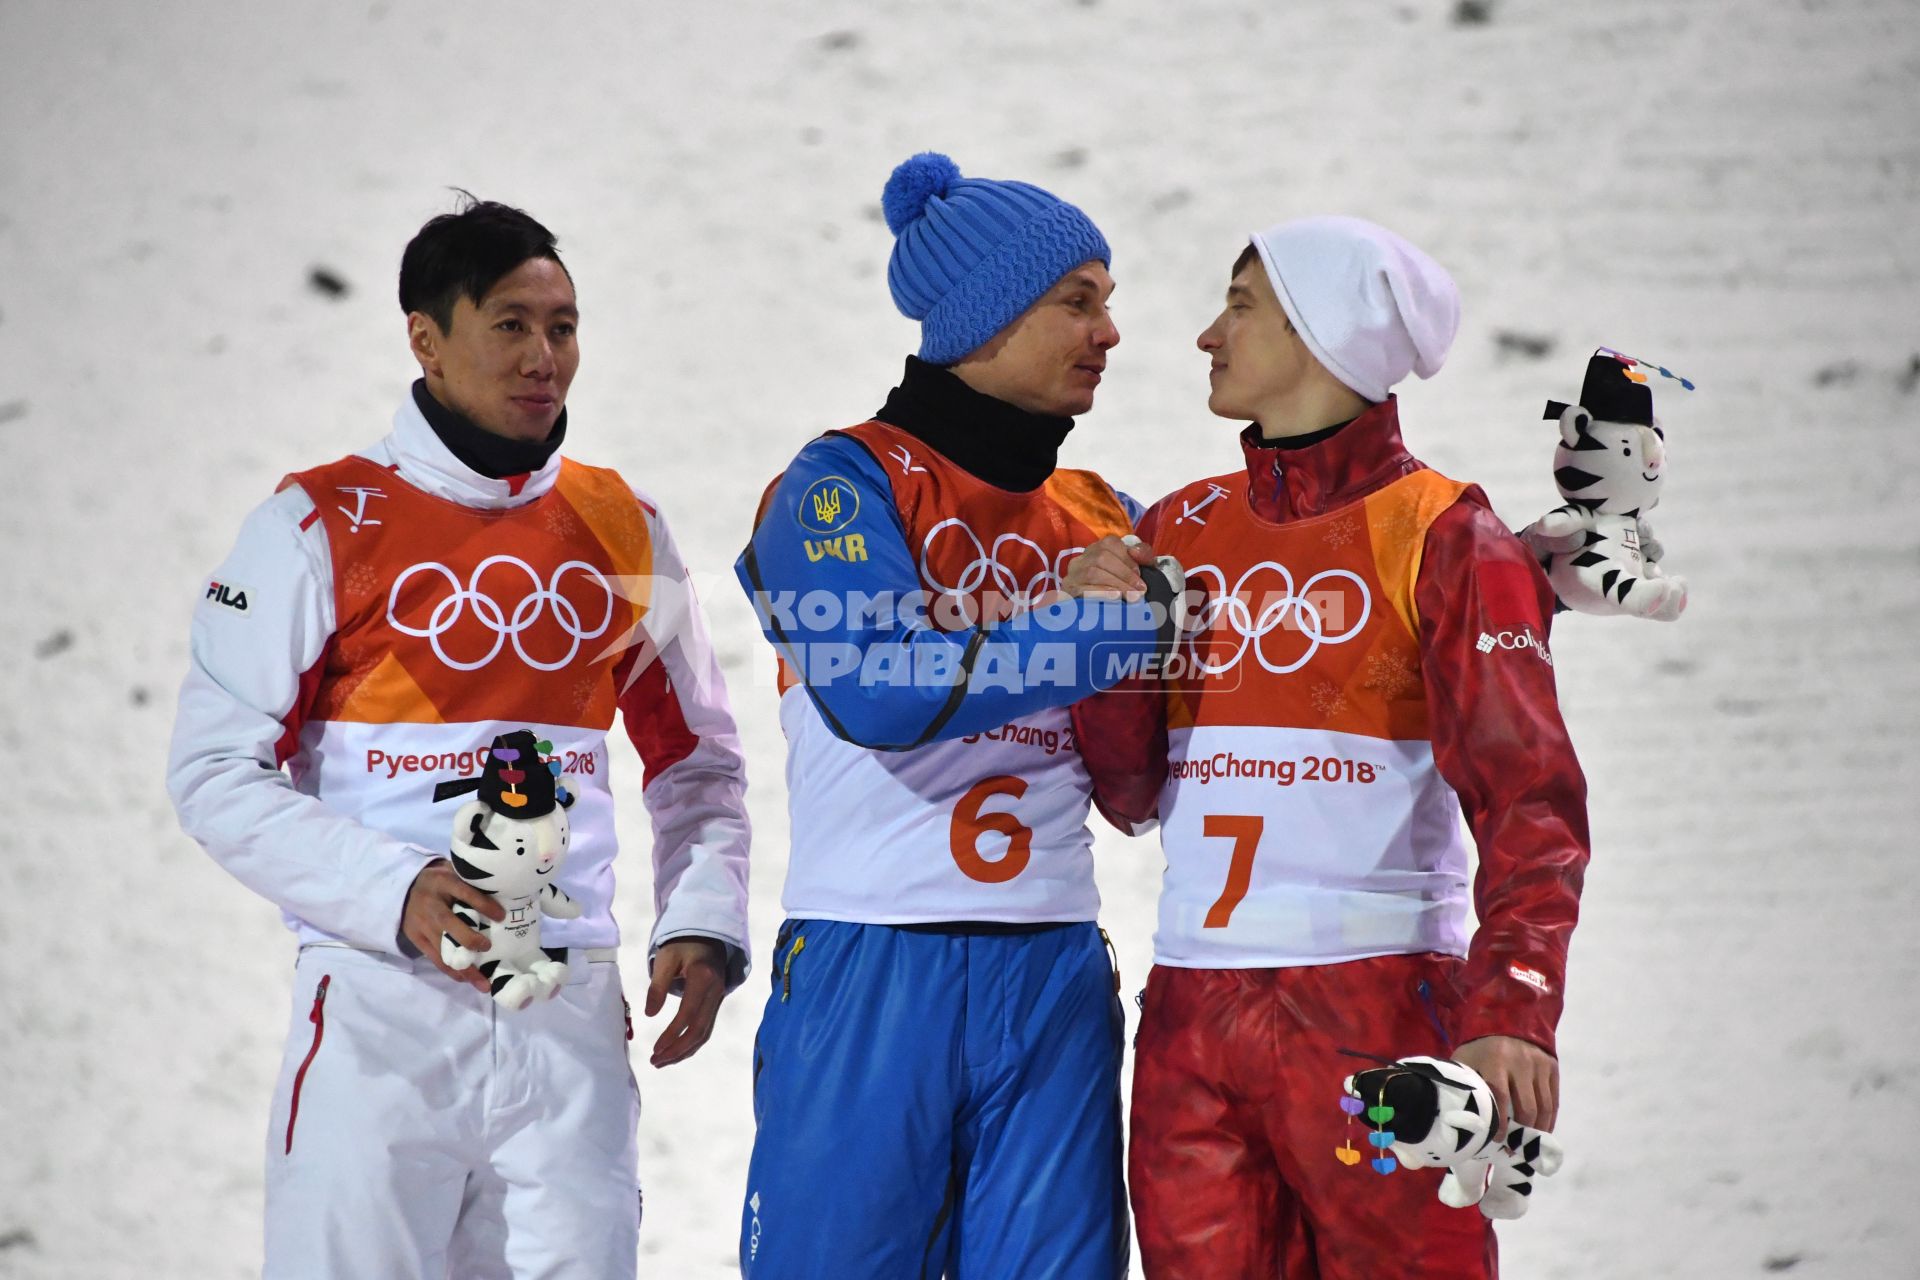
[734,153,1175,1277]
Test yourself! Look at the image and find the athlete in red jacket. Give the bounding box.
[1070,219,1589,1279]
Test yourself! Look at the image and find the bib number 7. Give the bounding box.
[1202,814,1264,928]
[951,775,1033,883]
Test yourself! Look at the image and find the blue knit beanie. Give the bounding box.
[882,152,1112,365]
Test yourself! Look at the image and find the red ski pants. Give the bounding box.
[1129,956,1497,1279]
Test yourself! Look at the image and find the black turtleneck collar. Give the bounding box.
[1245,417,1352,452]
[412,379,567,481]
[875,357,1073,493]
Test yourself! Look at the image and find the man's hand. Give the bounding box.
[1455,1035,1559,1132]
[401,860,506,994]
[646,937,730,1068]
[1064,534,1157,600]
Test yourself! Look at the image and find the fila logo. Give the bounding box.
[205,580,251,614]
[1508,963,1553,995]
[1476,628,1552,665]
[804,533,868,563]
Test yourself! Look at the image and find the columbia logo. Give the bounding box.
[1476,629,1552,665]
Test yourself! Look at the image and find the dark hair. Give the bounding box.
[1229,243,1293,332]
[398,192,570,332]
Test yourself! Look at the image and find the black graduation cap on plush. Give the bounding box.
[432,730,561,818]
[1543,349,1654,427]
[1348,1060,1496,1149]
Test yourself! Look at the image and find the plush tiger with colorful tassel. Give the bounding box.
[431,729,582,1010]
[1341,1055,1565,1220]
[1528,347,1692,621]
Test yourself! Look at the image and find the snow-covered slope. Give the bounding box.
[1,1,1914,1275]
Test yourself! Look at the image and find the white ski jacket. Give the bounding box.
[166,393,752,979]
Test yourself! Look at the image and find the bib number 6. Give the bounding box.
[951,775,1033,883]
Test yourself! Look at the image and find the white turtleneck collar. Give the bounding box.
[375,391,564,511]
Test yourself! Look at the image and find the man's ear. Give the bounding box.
[1558,404,1592,449]
[407,311,443,376]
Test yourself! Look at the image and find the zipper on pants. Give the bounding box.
[1098,927,1121,994]
[284,973,331,1155]
[1416,978,1453,1050]
[781,935,807,1002]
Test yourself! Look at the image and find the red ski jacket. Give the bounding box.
[1075,400,1590,1054]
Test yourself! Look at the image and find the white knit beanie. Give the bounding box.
[1249,216,1461,403]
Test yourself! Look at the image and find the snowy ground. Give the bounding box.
[2,1,1916,1276]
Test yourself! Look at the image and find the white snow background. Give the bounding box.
[2,1,1916,1276]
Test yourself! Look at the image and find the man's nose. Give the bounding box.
[524,339,555,380]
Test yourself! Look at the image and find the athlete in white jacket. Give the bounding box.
[167,199,751,1278]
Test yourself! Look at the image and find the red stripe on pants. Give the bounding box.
[1129,956,1498,1279]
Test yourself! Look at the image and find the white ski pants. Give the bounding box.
[263,944,640,1279]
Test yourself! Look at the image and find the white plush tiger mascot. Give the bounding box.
[1343,1055,1565,1221]
[1529,348,1690,621]
[431,729,583,1010]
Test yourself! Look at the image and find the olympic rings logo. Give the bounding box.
[387,556,616,672]
[919,519,1081,611]
[1182,561,1371,674]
